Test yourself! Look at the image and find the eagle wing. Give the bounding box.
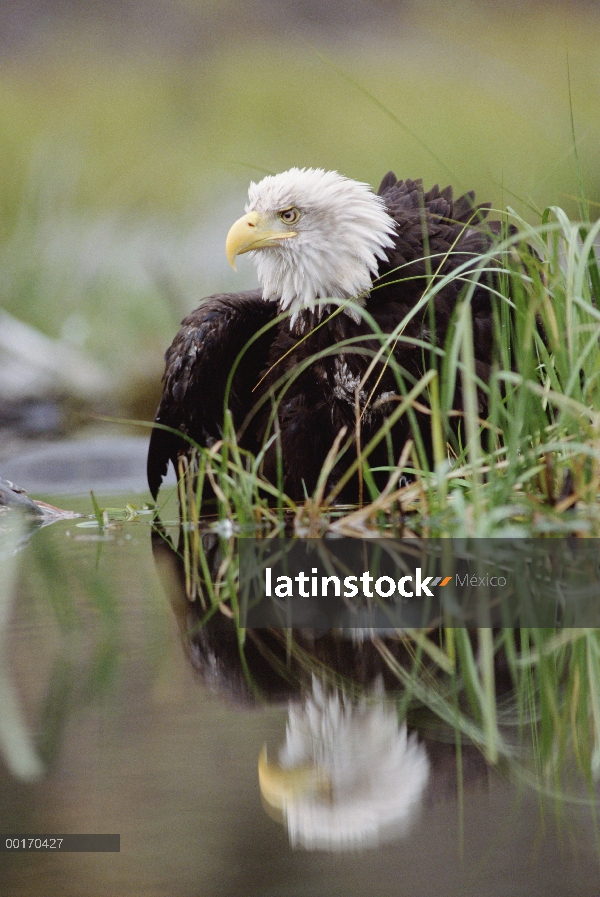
[147,289,277,498]
[375,172,504,389]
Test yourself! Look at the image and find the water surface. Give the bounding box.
[0,486,599,896]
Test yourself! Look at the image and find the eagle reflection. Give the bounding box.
[151,524,486,851]
[259,677,429,850]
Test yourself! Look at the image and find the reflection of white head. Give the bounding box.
[259,678,430,851]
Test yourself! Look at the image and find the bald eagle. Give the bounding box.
[147,168,502,502]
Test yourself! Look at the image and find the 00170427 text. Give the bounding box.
[5,838,63,849]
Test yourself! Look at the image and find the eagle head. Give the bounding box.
[226,168,396,327]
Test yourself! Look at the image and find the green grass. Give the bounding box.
[161,202,600,541]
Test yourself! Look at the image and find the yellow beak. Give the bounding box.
[226,212,297,269]
[258,745,331,811]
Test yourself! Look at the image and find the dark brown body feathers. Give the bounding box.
[147,291,277,499]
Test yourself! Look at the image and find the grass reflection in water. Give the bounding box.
[152,516,600,852]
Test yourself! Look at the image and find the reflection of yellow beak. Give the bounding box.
[226,212,297,269]
[258,745,331,811]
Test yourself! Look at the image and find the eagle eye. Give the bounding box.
[279,207,300,225]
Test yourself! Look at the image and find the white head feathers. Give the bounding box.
[245,168,396,326]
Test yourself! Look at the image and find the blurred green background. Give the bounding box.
[1,0,599,423]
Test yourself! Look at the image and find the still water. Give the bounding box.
[1,480,599,895]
